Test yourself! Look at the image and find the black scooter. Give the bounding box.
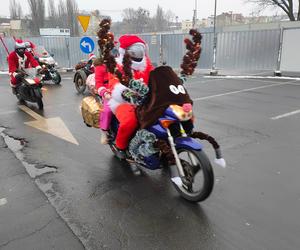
[15,68,44,110]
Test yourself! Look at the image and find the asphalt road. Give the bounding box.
[0,72,300,250]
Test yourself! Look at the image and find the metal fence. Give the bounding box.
[0,29,281,72]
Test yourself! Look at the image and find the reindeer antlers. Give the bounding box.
[180,29,202,76]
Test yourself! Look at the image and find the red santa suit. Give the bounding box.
[108,35,154,150]
[8,50,40,87]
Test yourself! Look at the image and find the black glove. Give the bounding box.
[15,72,25,81]
[36,67,42,74]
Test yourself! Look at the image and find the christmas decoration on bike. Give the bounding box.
[81,96,103,128]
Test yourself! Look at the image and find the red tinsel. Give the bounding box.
[97,18,133,85]
[180,29,202,76]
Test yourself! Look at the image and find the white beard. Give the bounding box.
[117,45,147,72]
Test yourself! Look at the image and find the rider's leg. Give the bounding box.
[99,99,112,144]
[10,76,18,95]
[115,103,138,151]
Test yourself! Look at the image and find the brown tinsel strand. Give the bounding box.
[180,29,202,76]
[97,18,116,73]
[119,52,132,86]
[154,139,176,166]
[97,18,133,85]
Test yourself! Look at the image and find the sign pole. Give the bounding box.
[0,37,9,55]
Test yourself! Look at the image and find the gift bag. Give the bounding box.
[81,96,103,128]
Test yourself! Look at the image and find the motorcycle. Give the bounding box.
[15,68,44,110]
[34,46,61,85]
[74,60,94,94]
[107,105,214,202]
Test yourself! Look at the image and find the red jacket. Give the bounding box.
[95,64,109,96]
[8,51,40,76]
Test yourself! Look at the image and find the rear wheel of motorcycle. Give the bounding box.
[52,72,61,84]
[37,98,44,110]
[75,74,86,94]
[171,149,214,202]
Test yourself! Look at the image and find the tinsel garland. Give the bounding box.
[180,29,202,76]
[97,18,133,86]
[97,18,116,73]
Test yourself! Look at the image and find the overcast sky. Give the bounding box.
[0,0,284,21]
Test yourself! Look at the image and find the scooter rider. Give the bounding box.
[8,40,41,94]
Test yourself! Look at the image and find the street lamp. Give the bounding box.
[192,0,197,28]
[210,0,218,75]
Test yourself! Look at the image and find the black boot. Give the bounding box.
[12,87,17,95]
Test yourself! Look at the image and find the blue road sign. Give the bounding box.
[80,37,95,54]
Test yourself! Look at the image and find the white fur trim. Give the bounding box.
[119,47,126,56]
[171,177,183,187]
[131,57,146,71]
[214,158,226,168]
[111,83,129,103]
[107,98,119,113]
[108,83,129,113]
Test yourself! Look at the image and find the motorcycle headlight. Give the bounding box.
[55,62,58,66]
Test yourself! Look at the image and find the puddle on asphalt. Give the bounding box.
[0,127,57,178]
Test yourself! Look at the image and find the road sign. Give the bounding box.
[77,15,90,32]
[80,37,95,54]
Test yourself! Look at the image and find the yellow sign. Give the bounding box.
[77,15,91,32]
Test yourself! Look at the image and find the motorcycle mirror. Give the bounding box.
[50,53,54,57]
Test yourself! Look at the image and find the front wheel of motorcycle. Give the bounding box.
[52,72,61,84]
[37,98,44,110]
[171,149,214,202]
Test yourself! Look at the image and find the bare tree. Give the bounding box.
[153,5,175,32]
[48,0,58,27]
[9,0,23,19]
[66,0,79,36]
[153,5,165,31]
[249,0,300,21]
[27,0,45,35]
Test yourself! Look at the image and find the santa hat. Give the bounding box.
[15,39,26,49]
[89,53,96,60]
[118,35,146,55]
[24,41,36,49]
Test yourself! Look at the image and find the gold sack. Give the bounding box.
[81,96,103,128]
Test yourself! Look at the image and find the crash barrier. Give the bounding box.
[0,28,297,73]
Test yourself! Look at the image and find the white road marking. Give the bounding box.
[203,75,300,81]
[0,198,7,206]
[19,105,79,145]
[62,77,73,80]
[271,109,300,120]
[193,82,288,101]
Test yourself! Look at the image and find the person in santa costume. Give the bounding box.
[107,35,154,158]
[8,40,41,94]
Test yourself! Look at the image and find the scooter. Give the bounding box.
[15,68,44,110]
